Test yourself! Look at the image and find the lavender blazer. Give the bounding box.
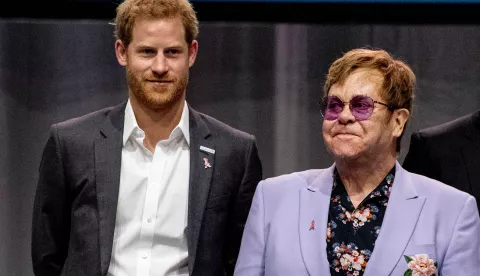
[234,162,480,276]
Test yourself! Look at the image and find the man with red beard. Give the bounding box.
[31,0,262,276]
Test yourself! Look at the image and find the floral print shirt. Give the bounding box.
[326,166,395,276]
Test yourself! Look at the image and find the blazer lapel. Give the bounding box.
[364,162,426,276]
[95,103,125,275]
[462,112,480,200]
[187,107,214,273]
[299,165,335,276]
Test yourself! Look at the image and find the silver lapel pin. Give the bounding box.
[200,145,215,155]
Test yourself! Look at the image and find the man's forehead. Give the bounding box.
[131,16,185,36]
[330,70,383,95]
[346,68,384,83]
[129,17,188,47]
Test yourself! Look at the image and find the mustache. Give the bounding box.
[145,77,176,82]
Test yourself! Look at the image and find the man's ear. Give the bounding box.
[115,40,128,66]
[188,40,198,68]
[392,108,410,138]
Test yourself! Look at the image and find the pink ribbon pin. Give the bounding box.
[203,157,211,169]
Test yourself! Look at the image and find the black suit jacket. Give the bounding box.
[31,102,263,276]
[403,110,480,210]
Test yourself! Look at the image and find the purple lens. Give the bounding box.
[349,95,374,121]
[321,96,344,120]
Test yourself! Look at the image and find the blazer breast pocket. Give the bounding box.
[205,193,231,210]
[403,244,437,263]
[392,244,438,276]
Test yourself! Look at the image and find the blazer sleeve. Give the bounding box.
[440,196,480,275]
[223,136,263,276]
[403,131,439,180]
[31,125,70,276]
[234,180,266,276]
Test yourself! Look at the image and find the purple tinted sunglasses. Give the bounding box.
[320,95,395,121]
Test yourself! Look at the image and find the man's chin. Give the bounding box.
[141,93,184,111]
[336,153,358,160]
[142,99,176,111]
[130,84,185,111]
[330,148,362,162]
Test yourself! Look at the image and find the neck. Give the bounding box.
[335,154,396,207]
[130,96,185,152]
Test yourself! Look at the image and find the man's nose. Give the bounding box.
[151,54,169,74]
[337,103,356,124]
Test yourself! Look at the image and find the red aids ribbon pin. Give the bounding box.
[203,157,211,169]
[309,220,315,231]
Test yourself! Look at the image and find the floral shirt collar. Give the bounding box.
[331,167,395,208]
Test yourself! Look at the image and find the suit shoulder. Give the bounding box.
[196,111,254,140]
[49,103,125,143]
[54,105,118,131]
[416,113,473,139]
[406,172,479,226]
[261,169,325,191]
[255,169,329,211]
[409,172,472,204]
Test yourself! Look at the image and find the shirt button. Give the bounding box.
[147,217,152,223]
[142,253,148,259]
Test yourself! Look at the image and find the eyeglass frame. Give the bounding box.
[319,95,397,121]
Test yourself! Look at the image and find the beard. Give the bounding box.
[126,67,188,111]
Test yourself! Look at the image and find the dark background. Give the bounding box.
[1,1,480,275]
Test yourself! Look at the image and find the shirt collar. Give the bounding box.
[332,166,395,199]
[122,99,190,146]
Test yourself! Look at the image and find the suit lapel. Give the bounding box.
[462,112,480,200]
[95,103,125,275]
[299,165,335,276]
[187,107,214,273]
[364,162,426,276]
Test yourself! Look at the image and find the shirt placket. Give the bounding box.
[136,142,169,275]
[345,196,356,256]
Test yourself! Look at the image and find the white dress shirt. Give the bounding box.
[107,100,190,276]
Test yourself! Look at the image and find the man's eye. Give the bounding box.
[137,48,156,55]
[143,49,155,54]
[351,101,370,109]
[166,49,180,55]
[328,102,343,109]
